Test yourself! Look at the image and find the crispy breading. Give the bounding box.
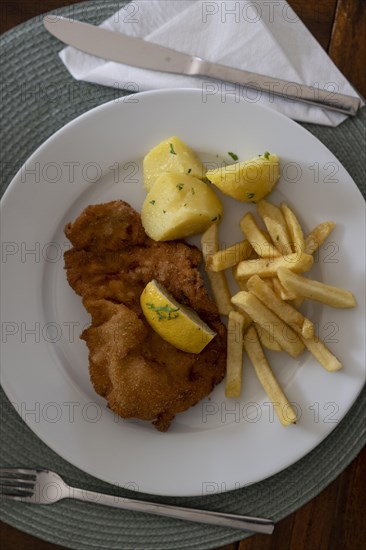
[64,200,147,252]
[64,201,227,431]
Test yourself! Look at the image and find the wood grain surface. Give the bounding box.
[0,1,365,549]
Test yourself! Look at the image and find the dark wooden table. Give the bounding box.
[1,1,365,549]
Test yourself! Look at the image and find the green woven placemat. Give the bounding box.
[1,3,365,549]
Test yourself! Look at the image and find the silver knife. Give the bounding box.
[44,16,360,117]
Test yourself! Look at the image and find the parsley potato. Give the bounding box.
[141,173,223,241]
[143,136,205,192]
[206,153,280,203]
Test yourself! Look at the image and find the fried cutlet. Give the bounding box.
[64,200,227,431]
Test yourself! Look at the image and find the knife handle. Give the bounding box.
[195,59,360,116]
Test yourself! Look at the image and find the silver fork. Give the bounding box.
[0,468,274,534]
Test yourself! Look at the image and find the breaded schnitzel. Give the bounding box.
[64,201,226,431]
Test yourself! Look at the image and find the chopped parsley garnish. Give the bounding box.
[263,151,270,159]
[163,210,166,213]
[147,303,179,321]
[246,192,255,199]
[149,200,156,205]
[191,187,195,195]
[176,183,184,190]
[184,203,188,207]
[228,151,239,161]
[276,235,280,241]
[169,143,176,155]
[187,168,192,174]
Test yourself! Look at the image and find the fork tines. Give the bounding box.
[0,468,38,499]
[0,468,39,476]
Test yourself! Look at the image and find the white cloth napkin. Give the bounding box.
[59,0,361,126]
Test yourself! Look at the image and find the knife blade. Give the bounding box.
[44,16,360,117]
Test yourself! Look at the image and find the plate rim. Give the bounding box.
[1,88,365,497]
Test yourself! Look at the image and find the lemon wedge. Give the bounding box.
[140,280,216,353]
[206,153,280,203]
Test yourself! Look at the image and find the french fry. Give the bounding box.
[233,252,313,280]
[301,335,342,372]
[243,327,298,426]
[281,203,305,255]
[225,311,245,397]
[305,221,336,255]
[240,212,281,258]
[206,239,253,271]
[272,276,297,301]
[247,275,314,339]
[231,291,305,357]
[235,277,248,291]
[201,224,233,315]
[263,278,275,291]
[255,323,282,351]
[204,195,352,426]
[256,199,292,255]
[277,267,357,308]
[291,296,305,309]
[248,276,275,294]
[291,221,335,308]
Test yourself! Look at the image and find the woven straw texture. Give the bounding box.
[0,2,365,549]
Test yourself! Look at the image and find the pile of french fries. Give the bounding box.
[201,199,356,427]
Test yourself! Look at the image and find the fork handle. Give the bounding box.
[71,488,274,534]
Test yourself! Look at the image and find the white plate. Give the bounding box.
[1,89,365,497]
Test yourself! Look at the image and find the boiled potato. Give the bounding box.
[143,136,205,192]
[206,153,280,203]
[141,173,223,241]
